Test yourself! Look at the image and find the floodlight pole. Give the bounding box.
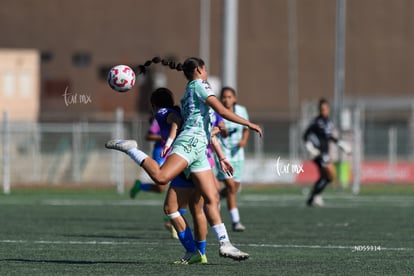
[2,111,10,194]
[200,0,211,70]
[288,0,299,161]
[221,0,238,90]
[333,0,347,186]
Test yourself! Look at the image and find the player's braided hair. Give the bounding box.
[136,56,205,81]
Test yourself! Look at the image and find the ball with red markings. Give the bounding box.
[107,65,136,92]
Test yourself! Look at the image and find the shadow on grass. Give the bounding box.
[62,233,175,240]
[1,258,141,265]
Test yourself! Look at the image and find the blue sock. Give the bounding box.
[140,183,152,191]
[196,240,207,255]
[177,227,196,253]
[178,208,187,216]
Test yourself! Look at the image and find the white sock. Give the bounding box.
[127,148,148,166]
[229,208,240,224]
[211,223,230,243]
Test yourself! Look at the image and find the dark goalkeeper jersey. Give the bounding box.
[303,115,338,155]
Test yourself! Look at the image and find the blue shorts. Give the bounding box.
[152,145,165,166]
[170,173,194,188]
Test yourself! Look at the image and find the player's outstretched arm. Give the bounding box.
[206,95,263,137]
[161,113,182,157]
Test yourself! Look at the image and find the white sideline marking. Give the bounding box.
[0,239,412,251]
[244,243,413,251]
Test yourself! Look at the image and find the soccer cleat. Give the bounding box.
[200,254,208,264]
[163,221,179,240]
[232,222,246,232]
[307,195,325,207]
[173,251,202,265]
[219,241,249,261]
[313,195,325,207]
[170,225,179,240]
[129,180,141,199]
[105,139,137,153]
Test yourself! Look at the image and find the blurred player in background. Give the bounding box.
[303,98,351,207]
[215,87,249,232]
[130,118,167,198]
[129,105,175,238]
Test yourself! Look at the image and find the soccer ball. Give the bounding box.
[107,65,136,92]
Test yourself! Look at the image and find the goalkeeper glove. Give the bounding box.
[338,140,352,155]
[305,141,320,158]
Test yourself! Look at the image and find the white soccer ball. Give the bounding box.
[107,65,136,92]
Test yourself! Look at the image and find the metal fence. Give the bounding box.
[2,101,414,194]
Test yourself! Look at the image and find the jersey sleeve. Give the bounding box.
[154,108,170,127]
[213,112,224,127]
[303,120,316,142]
[195,79,215,102]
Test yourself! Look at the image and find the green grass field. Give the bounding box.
[0,185,413,275]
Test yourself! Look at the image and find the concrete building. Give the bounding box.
[0,49,40,121]
[0,0,413,122]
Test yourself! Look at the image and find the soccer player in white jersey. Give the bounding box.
[106,57,262,261]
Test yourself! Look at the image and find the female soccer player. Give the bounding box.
[303,98,351,207]
[144,87,208,264]
[215,87,250,232]
[130,109,175,240]
[106,56,263,261]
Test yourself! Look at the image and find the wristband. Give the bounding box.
[165,137,174,148]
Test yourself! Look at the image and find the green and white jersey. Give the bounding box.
[219,104,249,162]
[180,79,215,144]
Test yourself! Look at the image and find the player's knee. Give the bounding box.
[228,184,240,194]
[204,192,219,205]
[164,204,177,216]
[154,174,170,186]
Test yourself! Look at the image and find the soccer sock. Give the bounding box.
[219,188,227,199]
[178,208,187,216]
[229,208,241,224]
[211,223,230,243]
[177,227,196,253]
[126,148,148,166]
[140,183,152,191]
[314,178,329,195]
[196,240,207,255]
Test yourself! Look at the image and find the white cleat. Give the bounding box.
[105,139,137,153]
[313,195,325,207]
[232,222,246,232]
[219,241,249,261]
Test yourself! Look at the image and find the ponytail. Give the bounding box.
[136,56,182,75]
[136,56,205,81]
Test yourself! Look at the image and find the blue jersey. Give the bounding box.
[154,107,181,145]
